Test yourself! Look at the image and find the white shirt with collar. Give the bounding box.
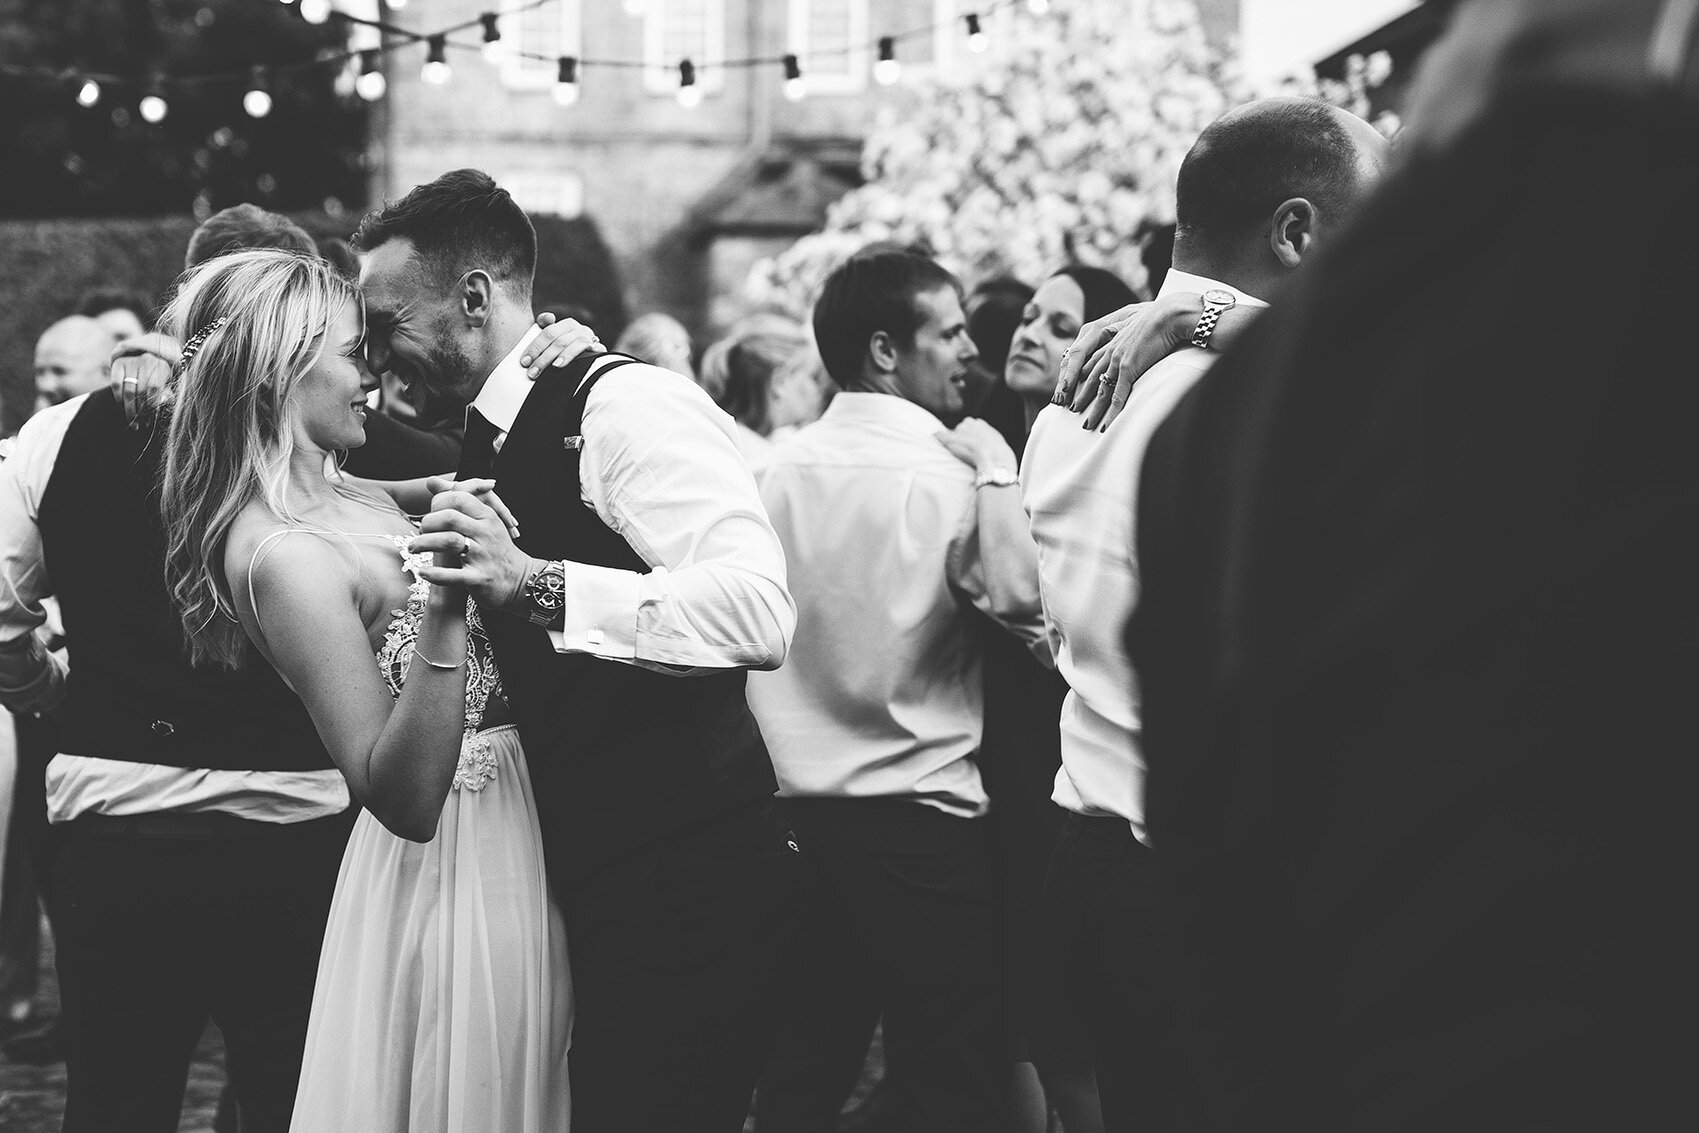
[0,395,349,824]
[470,325,795,674]
[1019,269,1268,843]
[747,391,1046,819]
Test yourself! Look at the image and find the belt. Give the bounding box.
[67,808,353,841]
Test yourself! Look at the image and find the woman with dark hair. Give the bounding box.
[954,264,1137,1133]
[964,275,1035,454]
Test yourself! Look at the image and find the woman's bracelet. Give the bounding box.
[412,645,466,671]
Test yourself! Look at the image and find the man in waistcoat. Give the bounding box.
[358,169,805,1133]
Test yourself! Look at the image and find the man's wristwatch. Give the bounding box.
[519,560,567,626]
[974,465,1018,489]
[1188,288,1237,349]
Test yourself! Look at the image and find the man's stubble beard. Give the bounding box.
[422,334,482,409]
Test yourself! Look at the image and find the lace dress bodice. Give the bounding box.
[375,536,507,791]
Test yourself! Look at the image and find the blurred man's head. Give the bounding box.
[1173,98,1389,297]
[354,168,538,406]
[812,249,979,424]
[34,315,118,415]
[77,287,153,341]
[614,312,696,379]
[185,204,316,270]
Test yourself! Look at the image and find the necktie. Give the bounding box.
[460,408,500,480]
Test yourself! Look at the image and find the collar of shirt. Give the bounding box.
[1158,266,1270,310]
[469,323,545,434]
[820,390,949,436]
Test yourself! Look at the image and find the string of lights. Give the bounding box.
[0,0,1045,121]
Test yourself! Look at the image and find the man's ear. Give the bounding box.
[459,270,496,327]
[1269,198,1316,269]
[869,329,900,374]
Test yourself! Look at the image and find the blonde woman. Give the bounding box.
[158,249,571,1130]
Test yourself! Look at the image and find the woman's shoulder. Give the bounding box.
[224,509,359,601]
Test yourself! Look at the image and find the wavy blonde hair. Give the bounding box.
[158,248,359,669]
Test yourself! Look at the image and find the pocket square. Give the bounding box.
[564,435,584,451]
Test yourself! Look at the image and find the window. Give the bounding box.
[502,0,584,90]
[644,0,727,95]
[788,0,869,94]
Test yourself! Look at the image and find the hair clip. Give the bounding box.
[177,316,229,371]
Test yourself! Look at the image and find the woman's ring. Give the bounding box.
[121,376,138,387]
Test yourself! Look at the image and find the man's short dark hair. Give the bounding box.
[185,204,316,269]
[353,168,537,293]
[76,287,155,329]
[812,249,959,389]
[1176,99,1365,244]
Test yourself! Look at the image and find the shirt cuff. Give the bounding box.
[545,562,641,659]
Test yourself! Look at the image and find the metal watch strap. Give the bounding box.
[1189,289,1237,350]
[521,560,567,626]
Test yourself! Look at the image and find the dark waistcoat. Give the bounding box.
[463,355,776,890]
[34,390,333,771]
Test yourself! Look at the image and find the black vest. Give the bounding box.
[464,355,777,890]
[34,391,333,771]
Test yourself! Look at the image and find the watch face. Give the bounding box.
[1202,288,1237,309]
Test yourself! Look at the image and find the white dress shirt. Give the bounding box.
[470,326,794,675]
[0,395,349,824]
[747,392,1046,818]
[1020,269,1268,843]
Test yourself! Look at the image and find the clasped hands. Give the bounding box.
[407,480,538,617]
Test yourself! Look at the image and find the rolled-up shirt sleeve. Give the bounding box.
[546,363,796,675]
[0,403,76,713]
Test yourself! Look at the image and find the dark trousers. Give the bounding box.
[0,714,57,1018]
[562,800,807,1133]
[1045,812,1180,1133]
[47,810,350,1133]
[756,797,1010,1133]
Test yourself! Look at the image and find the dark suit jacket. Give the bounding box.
[1130,88,1699,1132]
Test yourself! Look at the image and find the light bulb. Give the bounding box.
[76,78,101,107]
[784,77,806,101]
[622,0,645,14]
[300,0,331,24]
[139,94,168,123]
[554,57,579,106]
[875,37,899,86]
[1027,0,1050,13]
[423,36,451,85]
[480,13,504,63]
[677,84,702,108]
[356,69,387,100]
[244,88,272,117]
[388,0,406,8]
[965,13,988,53]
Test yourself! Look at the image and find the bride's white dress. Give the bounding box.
[290,540,571,1131]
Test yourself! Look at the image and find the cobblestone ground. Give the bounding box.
[0,912,887,1132]
[0,914,225,1133]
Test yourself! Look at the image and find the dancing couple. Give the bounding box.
[157,170,804,1131]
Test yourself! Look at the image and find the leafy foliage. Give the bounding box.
[745,0,1393,319]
